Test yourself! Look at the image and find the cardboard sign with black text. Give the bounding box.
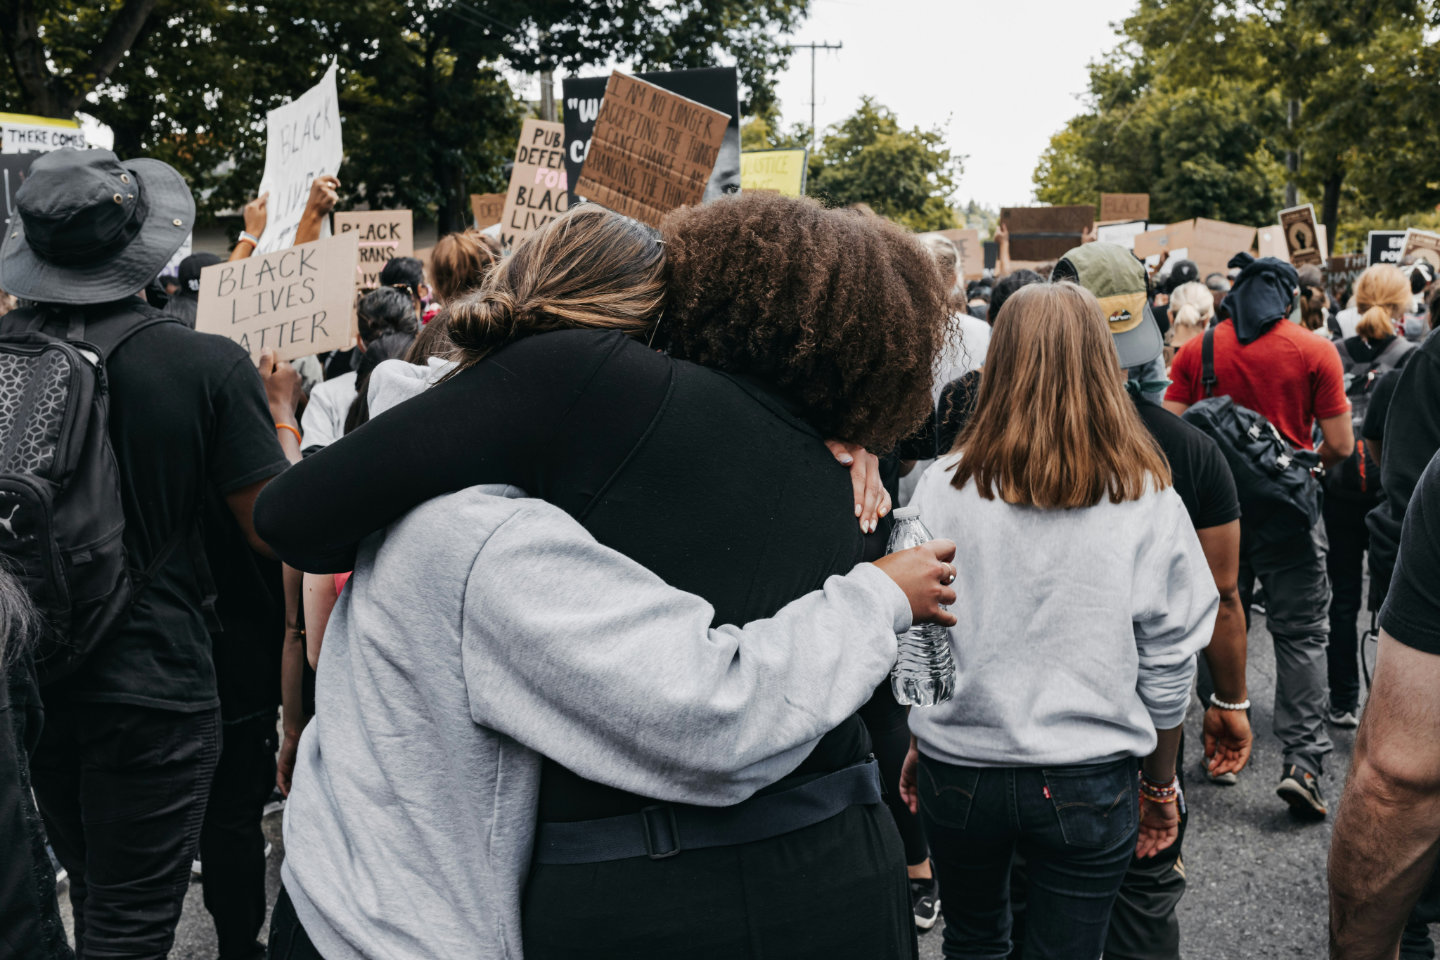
[1325,254,1367,302]
[470,192,505,230]
[573,72,731,228]
[500,119,569,249]
[1279,204,1323,266]
[1402,229,1440,272]
[1368,230,1407,266]
[254,63,343,254]
[333,210,413,291]
[563,67,741,209]
[195,234,359,362]
[1001,206,1094,262]
[1099,193,1149,223]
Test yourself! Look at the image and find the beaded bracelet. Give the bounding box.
[1209,693,1251,711]
[1138,772,1180,803]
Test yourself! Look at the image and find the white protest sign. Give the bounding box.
[0,112,86,154]
[195,234,359,362]
[255,63,342,254]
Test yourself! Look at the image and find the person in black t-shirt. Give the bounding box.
[1331,449,1440,956]
[0,149,298,960]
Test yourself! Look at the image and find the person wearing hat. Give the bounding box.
[1164,255,1353,820]
[1051,243,1251,960]
[0,148,300,959]
[161,251,223,328]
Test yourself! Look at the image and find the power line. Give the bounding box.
[794,40,842,150]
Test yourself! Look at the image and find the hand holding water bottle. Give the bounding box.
[887,506,958,706]
[872,540,958,627]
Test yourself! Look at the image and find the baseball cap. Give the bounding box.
[1051,242,1164,369]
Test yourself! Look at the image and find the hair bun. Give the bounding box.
[447,291,517,352]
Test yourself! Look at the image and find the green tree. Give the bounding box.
[807,97,961,232]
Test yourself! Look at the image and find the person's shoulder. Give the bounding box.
[1135,396,1211,449]
[397,488,584,562]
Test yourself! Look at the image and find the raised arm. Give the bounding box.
[254,330,655,572]
[461,501,957,807]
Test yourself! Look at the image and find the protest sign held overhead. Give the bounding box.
[195,233,359,362]
[1095,220,1149,250]
[0,112,85,154]
[470,192,505,230]
[741,149,808,196]
[500,119,569,249]
[1099,193,1149,223]
[1368,230,1407,266]
[1402,229,1440,272]
[1325,254,1367,301]
[1001,206,1094,262]
[1134,218,1255,279]
[1279,204,1324,266]
[334,210,414,290]
[255,63,343,254]
[563,67,740,208]
[574,72,732,228]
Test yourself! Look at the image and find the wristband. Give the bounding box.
[1209,693,1251,711]
[275,422,302,446]
[239,231,261,248]
[1139,772,1180,803]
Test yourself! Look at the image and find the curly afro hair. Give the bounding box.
[658,193,950,452]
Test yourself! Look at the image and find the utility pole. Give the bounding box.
[1284,98,1299,207]
[539,69,556,121]
[796,40,843,149]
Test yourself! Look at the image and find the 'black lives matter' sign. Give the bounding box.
[195,234,359,361]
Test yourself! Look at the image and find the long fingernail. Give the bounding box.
[838,454,854,465]
[855,504,862,517]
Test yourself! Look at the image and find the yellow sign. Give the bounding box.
[0,111,84,154]
[740,149,808,196]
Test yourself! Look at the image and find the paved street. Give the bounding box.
[60,609,1431,958]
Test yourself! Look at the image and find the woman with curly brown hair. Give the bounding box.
[256,194,949,959]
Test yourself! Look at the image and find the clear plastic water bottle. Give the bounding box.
[887,506,956,706]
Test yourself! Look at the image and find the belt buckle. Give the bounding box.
[640,804,681,860]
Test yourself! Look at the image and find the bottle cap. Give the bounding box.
[892,506,920,520]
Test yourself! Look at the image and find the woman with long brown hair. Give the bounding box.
[898,282,1218,960]
[256,194,949,958]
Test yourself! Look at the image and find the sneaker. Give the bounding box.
[263,787,286,817]
[264,841,274,859]
[191,858,203,878]
[910,877,940,931]
[1329,709,1360,729]
[47,845,66,888]
[1276,765,1327,819]
[1206,766,1238,786]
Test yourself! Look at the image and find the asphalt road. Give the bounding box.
[59,608,1431,958]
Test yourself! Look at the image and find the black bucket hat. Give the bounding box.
[0,148,194,305]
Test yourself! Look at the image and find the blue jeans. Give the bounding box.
[917,754,1139,960]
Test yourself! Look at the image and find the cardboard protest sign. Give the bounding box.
[333,210,413,290]
[573,72,731,228]
[1402,229,1440,272]
[1368,230,1407,266]
[1000,206,1094,262]
[1134,219,1255,279]
[740,149,808,196]
[499,119,569,249]
[1099,193,1149,223]
[470,192,505,230]
[1325,254,1367,302]
[195,233,359,362]
[933,228,984,282]
[1279,204,1323,266]
[0,112,84,154]
[1095,220,1148,250]
[1255,225,1287,261]
[563,67,741,208]
[255,63,343,254]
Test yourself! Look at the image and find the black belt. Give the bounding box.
[532,757,882,865]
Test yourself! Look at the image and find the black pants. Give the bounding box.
[268,887,324,960]
[200,712,277,960]
[1324,495,1370,714]
[864,687,930,867]
[522,802,916,959]
[30,702,220,960]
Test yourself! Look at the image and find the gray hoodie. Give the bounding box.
[281,489,910,960]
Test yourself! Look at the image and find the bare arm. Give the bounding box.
[277,563,307,796]
[228,193,267,261]
[1318,411,1356,468]
[1196,520,1252,776]
[302,572,340,670]
[294,176,340,246]
[225,351,303,556]
[1330,631,1440,958]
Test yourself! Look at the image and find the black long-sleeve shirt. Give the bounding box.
[256,329,888,820]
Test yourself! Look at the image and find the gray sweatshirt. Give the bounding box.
[281,489,910,960]
[907,454,1218,768]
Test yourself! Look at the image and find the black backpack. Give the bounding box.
[0,303,198,684]
[1180,326,1322,544]
[1326,335,1414,503]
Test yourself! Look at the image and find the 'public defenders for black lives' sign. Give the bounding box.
[195,234,360,361]
[499,119,569,250]
[574,72,730,228]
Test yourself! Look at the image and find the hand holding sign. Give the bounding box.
[255,63,343,254]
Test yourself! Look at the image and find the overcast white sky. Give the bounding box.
[767,0,1138,210]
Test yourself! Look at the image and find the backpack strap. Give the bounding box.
[1201,325,1218,398]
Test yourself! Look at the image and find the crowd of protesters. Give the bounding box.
[1,141,1440,960]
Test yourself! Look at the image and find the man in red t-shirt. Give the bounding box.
[1164,256,1353,821]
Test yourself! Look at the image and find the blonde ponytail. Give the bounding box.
[1353,264,1410,342]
